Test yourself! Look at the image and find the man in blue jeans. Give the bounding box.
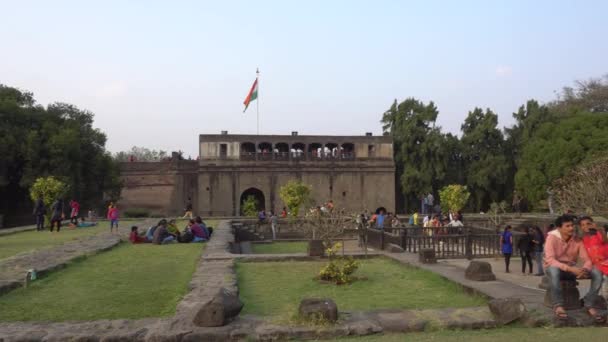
[544,214,604,321]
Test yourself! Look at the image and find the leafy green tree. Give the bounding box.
[381,98,452,211]
[241,195,258,217]
[0,84,122,223]
[279,180,312,217]
[114,146,168,162]
[439,185,470,213]
[515,112,608,207]
[29,176,69,223]
[460,108,509,211]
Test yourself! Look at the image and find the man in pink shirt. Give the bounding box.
[543,214,604,321]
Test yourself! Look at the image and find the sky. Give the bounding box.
[1,0,607,158]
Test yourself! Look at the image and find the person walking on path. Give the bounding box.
[33,197,46,231]
[544,214,604,322]
[107,204,119,234]
[270,211,278,240]
[69,199,80,225]
[532,226,545,276]
[50,199,64,232]
[500,225,513,273]
[518,227,534,275]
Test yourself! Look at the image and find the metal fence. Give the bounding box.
[366,226,517,259]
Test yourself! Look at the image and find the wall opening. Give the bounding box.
[240,188,266,215]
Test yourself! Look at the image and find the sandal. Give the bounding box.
[554,306,568,321]
[587,307,606,323]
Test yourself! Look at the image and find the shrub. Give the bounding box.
[242,195,258,217]
[123,208,151,218]
[318,243,359,285]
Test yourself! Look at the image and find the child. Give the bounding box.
[129,226,148,244]
[107,204,119,234]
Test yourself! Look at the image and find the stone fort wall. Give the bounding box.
[119,133,396,216]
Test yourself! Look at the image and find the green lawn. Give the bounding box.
[335,327,608,341]
[0,221,126,260]
[252,241,308,254]
[0,242,204,321]
[236,258,486,317]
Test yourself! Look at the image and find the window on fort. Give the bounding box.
[258,142,272,160]
[275,143,289,160]
[341,143,355,159]
[240,142,256,160]
[325,143,338,158]
[291,143,306,159]
[220,144,227,158]
[308,143,323,158]
[368,144,376,157]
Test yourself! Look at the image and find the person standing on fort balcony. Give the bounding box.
[183,197,193,219]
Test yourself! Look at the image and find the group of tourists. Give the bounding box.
[500,225,545,275]
[129,216,212,245]
[32,198,119,232]
[501,214,608,321]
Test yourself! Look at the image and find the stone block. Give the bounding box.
[192,287,244,327]
[299,298,338,322]
[308,240,325,257]
[543,279,582,310]
[419,248,436,264]
[388,243,404,253]
[465,261,496,281]
[488,298,527,325]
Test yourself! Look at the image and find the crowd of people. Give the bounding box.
[500,214,608,321]
[129,216,213,245]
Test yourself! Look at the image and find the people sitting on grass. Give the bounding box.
[195,216,213,237]
[189,219,208,242]
[146,224,157,242]
[167,219,181,237]
[129,226,148,244]
[68,217,97,229]
[152,219,176,244]
[544,214,604,322]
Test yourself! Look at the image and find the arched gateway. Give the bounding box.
[240,188,265,215]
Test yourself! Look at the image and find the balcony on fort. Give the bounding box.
[199,132,394,163]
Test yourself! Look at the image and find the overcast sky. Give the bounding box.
[2,0,607,158]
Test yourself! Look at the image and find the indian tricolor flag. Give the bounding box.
[243,78,258,113]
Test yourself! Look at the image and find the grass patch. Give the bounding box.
[334,327,608,341]
[236,258,486,317]
[0,242,204,321]
[252,241,308,254]
[0,221,134,260]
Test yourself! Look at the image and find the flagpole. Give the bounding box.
[256,67,260,135]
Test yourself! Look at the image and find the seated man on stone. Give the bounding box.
[544,214,604,321]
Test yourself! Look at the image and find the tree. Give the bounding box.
[279,180,312,217]
[381,98,453,211]
[460,108,509,211]
[552,155,608,216]
[515,112,608,207]
[439,185,470,214]
[29,176,69,223]
[0,84,122,223]
[550,74,608,114]
[114,146,168,162]
[241,195,258,217]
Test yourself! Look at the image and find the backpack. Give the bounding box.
[180,230,194,243]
